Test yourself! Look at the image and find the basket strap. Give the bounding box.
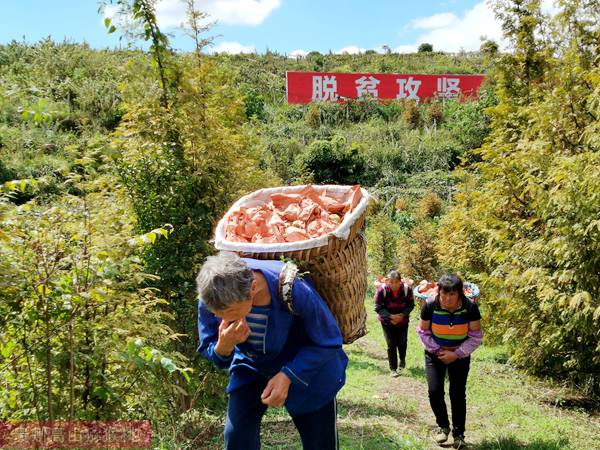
[278,261,298,315]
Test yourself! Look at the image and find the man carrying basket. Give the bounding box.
[196,251,348,450]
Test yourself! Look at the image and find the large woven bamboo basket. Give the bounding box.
[214,185,369,344]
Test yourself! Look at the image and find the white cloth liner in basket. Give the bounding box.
[214,185,370,252]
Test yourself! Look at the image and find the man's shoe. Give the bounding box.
[453,435,466,449]
[433,427,450,444]
[390,369,399,378]
[399,360,406,369]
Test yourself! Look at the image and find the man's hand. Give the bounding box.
[389,313,404,325]
[261,372,291,407]
[438,350,458,364]
[215,319,250,357]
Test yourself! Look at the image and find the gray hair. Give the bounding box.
[387,270,402,280]
[196,251,254,311]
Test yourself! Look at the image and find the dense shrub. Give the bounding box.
[0,178,192,421]
[366,213,401,278]
[376,100,404,122]
[365,128,463,181]
[399,222,440,281]
[318,101,349,126]
[395,196,408,211]
[418,43,433,53]
[346,96,380,122]
[418,191,443,218]
[425,101,444,127]
[392,210,416,232]
[0,157,16,183]
[402,100,421,129]
[242,87,266,121]
[0,40,125,132]
[442,87,496,152]
[262,138,302,183]
[113,55,278,369]
[305,103,321,128]
[295,136,368,185]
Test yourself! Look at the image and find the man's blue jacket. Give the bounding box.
[197,258,348,416]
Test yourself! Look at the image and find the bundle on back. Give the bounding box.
[225,185,362,243]
[215,184,370,344]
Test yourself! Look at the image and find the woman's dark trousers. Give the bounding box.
[381,323,408,370]
[424,351,471,438]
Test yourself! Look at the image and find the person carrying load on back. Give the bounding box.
[196,251,348,450]
[416,273,483,449]
[374,270,415,377]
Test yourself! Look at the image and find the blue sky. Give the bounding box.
[0,1,557,54]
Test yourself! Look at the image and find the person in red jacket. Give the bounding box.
[374,270,415,376]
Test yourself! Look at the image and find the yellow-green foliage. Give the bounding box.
[305,103,321,128]
[395,197,408,212]
[418,191,443,219]
[399,222,439,281]
[402,100,420,129]
[366,213,401,278]
[436,175,488,276]
[426,101,443,126]
[0,177,191,420]
[114,56,276,291]
[437,0,600,393]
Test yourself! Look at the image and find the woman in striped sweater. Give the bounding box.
[416,274,483,449]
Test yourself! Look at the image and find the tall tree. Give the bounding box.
[437,0,600,394]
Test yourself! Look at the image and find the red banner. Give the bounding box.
[286,72,486,104]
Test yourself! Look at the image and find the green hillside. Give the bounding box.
[1,0,598,448]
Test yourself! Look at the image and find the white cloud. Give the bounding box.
[541,0,561,16]
[393,44,418,54]
[103,0,280,28]
[411,12,458,30]
[209,41,256,54]
[102,5,119,20]
[289,49,309,58]
[102,4,131,28]
[407,0,562,53]
[209,0,281,26]
[154,0,187,27]
[154,0,280,28]
[336,46,367,55]
[408,1,506,52]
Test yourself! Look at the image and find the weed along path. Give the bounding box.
[258,301,600,449]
